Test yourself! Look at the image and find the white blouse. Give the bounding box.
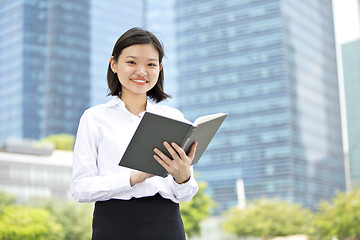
[70,96,199,203]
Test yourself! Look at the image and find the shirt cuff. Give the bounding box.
[111,170,132,192]
[171,174,199,200]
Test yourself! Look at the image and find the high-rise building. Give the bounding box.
[342,39,360,189]
[0,0,90,142]
[0,0,145,143]
[90,1,144,106]
[145,0,178,107]
[175,0,345,213]
[0,0,46,142]
[44,0,91,136]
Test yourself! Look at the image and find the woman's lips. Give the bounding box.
[131,78,148,85]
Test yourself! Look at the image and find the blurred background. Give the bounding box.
[0,0,359,239]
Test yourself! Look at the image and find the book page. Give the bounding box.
[194,113,227,126]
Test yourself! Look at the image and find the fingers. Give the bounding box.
[153,151,170,166]
[153,141,198,163]
[168,141,197,161]
[169,142,187,159]
[165,141,182,159]
[153,145,173,172]
[153,153,171,173]
[154,142,196,183]
[153,146,172,164]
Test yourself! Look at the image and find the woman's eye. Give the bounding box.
[127,61,136,65]
[148,63,157,67]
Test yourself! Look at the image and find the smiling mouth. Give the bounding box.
[132,79,148,83]
[131,79,149,84]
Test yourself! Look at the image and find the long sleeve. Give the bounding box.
[170,167,199,202]
[70,111,133,203]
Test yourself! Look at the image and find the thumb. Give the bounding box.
[188,142,198,160]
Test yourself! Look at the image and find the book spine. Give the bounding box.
[180,126,196,152]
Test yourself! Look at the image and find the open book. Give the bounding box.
[119,112,227,177]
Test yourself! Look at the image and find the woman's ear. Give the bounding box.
[110,56,117,73]
[159,62,163,71]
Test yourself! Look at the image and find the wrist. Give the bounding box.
[130,172,137,187]
[174,175,191,185]
[130,171,142,187]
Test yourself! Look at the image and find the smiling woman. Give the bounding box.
[70,28,199,240]
[110,44,162,108]
[106,28,170,104]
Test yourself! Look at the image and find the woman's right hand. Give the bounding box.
[130,170,154,187]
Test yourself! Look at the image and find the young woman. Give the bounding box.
[70,28,199,240]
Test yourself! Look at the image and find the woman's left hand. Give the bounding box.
[154,141,197,184]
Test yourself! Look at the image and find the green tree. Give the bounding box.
[180,182,215,238]
[42,134,75,150]
[0,205,63,240]
[311,188,360,240]
[37,199,93,240]
[223,198,313,240]
[0,191,16,214]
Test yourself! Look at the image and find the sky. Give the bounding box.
[333,0,360,44]
[332,0,359,172]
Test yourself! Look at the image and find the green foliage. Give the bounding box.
[180,182,215,238]
[0,205,63,240]
[39,199,93,240]
[223,198,313,240]
[0,192,92,240]
[0,191,16,214]
[310,188,360,240]
[42,134,75,150]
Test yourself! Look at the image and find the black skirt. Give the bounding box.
[92,193,186,240]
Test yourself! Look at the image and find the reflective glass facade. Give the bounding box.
[22,0,48,139]
[146,0,178,107]
[90,1,144,106]
[44,0,90,136]
[0,0,90,141]
[342,39,360,189]
[0,0,26,142]
[0,0,145,142]
[175,0,345,213]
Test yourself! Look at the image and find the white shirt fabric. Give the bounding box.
[70,96,199,203]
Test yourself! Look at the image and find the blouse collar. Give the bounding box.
[105,96,156,112]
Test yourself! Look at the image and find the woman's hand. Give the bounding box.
[130,170,154,187]
[153,141,197,184]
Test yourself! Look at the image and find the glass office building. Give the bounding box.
[0,0,90,142]
[0,0,145,143]
[90,1,144,106]
[145,0,178,107]
[175,0,345,213]
[342,39,360,189]
[44,0,90,136]
[0,0,46,142]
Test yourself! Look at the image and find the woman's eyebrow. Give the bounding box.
[125,55,158,61]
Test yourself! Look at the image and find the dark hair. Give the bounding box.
[107,27,171,103]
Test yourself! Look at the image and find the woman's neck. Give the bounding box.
[120,93,147,116]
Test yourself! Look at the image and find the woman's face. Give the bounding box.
[110,44,162,99]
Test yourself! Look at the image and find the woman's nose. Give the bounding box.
[135,66,147,76]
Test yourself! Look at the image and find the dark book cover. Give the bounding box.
[119,112,227,177]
